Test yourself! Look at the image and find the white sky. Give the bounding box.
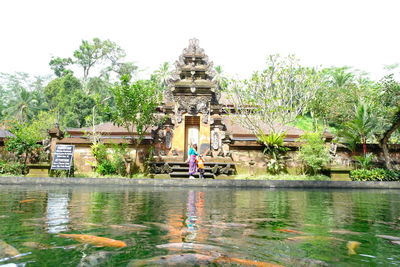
[1,0,399,80]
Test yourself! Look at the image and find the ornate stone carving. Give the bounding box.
[220,164,233,175]
[212,131,219,150]
[165,38,220,109]
[161,163,172,174]
[176,108,183,124]
[165,130,172,149]
[211,164,221,174]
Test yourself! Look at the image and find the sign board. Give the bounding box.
[51,145,75,170]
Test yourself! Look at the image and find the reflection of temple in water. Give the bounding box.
[162,190,207,244]
[46,192,70,233]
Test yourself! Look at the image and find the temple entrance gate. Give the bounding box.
[148,39,236,178]
[184,116,200,161]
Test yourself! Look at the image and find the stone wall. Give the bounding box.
[48,140,400,175]
[230,143,400,175]
[56,143,152,174]
[230,147,301,175]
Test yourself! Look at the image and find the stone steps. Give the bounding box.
[149,161,236,178]
[170,172,215,179]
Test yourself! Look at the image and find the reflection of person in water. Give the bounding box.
[185,190,198,242]
[185,190,207,244]
[188,144,199,179]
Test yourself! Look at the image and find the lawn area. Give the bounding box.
[234,174,330,181]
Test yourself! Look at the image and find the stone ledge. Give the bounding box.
[0,177,399,189]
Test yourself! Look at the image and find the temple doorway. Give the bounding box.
[184,116,200,161]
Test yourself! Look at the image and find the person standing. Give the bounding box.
[188,144,199,179]
[197,155,205,179]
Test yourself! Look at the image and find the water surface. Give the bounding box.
[0,185,399,266]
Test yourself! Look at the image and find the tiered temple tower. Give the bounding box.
[154,38,228,163]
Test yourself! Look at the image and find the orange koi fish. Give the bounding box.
[287,235,343,242]
[19,199,36,204]
[347,241,361,255]
[216,256,284,267]
[58,234,127,248]
[276,229,304,234]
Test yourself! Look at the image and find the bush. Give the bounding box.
[96,161,116,176]
[258,132,288,174]
[0,161,26,175]
[299,132,330,175]
[353,153,376,169]
[91,143,127,176]
[350,168,400,181]
[111,144,127,176]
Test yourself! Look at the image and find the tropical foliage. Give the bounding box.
[227,55,322,136]
[339,103,376,154]
[298,132,331,175]
[350,168,400,181]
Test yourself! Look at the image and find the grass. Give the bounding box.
[1,172,329,181]
[292,116,338,134]
[73,172,147,179]
[234,174,330,181]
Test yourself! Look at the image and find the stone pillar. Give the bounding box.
[170,118,185,160]
[48,124,64,162]
[199,114,211,155]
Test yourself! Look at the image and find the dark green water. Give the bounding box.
[0,185,399,266]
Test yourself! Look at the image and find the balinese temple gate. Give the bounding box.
[50,38,336,178]
[150,38,235,177]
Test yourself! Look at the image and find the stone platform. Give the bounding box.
[0,176,399,189]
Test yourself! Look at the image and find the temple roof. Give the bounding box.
[165,38,219,104]
[221,116,305,138]
[65,118,308,141]
[67,122,153,136]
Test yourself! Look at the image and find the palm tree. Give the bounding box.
[340,103,376,155]
[213,65,229,90]
[153,62,172,90]
[2,88,39,122]
[328,67,354,88]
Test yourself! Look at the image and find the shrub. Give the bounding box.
[258,132,288,174]
[0,161,26,175]
[91,143,128,176]
[350,168,400,181]
[111,144,127,176]
[299,132,330,175]
[353,153,375,169]
[91,143,108,164]
[96,161,117,176]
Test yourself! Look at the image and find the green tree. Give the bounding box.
[213,65,229,90]
[73,38,125,81]
[49,57,74,77]
[2,88,38,122]
[105,75,161,167]
[227,54,322,137]
[152,62,172,91]
[0,73,50,122]
[5,112,55,167]
[107,62,138,79]
[0,84,7,121]
[339,103,376,155]
[308,67,373,128]
[372,74,400,169]
[44,74,95,127]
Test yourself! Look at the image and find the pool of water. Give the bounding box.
[0,185,399,266]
